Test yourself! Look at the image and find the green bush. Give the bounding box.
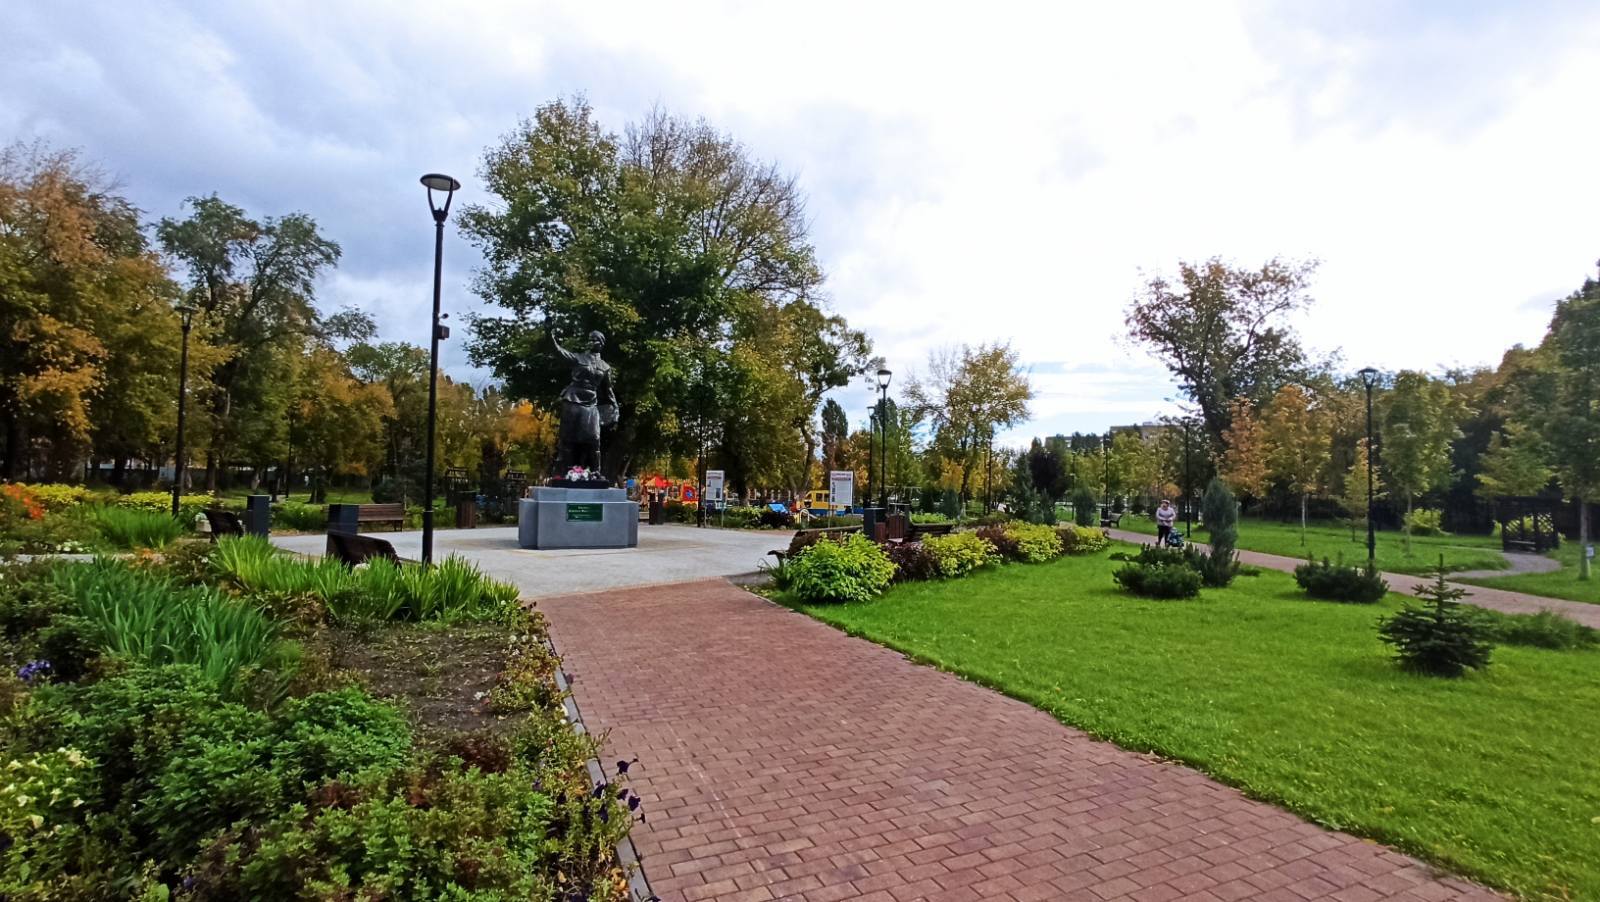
[1472,609,1597,651]
[939,489,961,519]
[1112,561,1202,599]
[786,533,896,603]
[1003,522,1063,563]
[1071,486,1098,527]
[1055,524,1110,555]
[17,483,92,512]
[909,512,953,525]
[1403,507,1446,537]
[1293,557,1388,604]
[1379,565,1494,677]
[86,505,186,549]
[922,532,1000,578]
[116,491,214,521]
[1198,479,1240,588]
[272,501,327,531]
[273,686,413,781]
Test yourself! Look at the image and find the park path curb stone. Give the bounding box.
[539,578,1503,901]
[1106,528,1600,628]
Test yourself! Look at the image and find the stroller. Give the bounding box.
[1164,528,1185,549]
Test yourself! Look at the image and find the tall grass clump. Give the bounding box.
[272,502,328,532]
[86,505,186,549]
[211,536,519,622]
[52,560,286,693]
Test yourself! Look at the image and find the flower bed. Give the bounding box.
[0,548,637,898]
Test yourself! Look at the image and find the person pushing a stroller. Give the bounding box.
[1155,499,1179,546]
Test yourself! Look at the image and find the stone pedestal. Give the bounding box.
[518,486,638,550]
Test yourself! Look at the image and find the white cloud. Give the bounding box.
[5,0,1598,445]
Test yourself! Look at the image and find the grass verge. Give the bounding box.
[789,550,1600,900]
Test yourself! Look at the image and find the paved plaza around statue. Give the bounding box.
[271,522,791,598]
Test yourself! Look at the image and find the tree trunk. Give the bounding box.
[1580,497,1591,581]
[1300,492,1308,545]
[205,451,219,493]
[111,457,127,488]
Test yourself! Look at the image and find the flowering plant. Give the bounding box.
[1,483,45,521]
[565,466,599,481]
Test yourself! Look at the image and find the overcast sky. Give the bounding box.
[6,0,1598,444]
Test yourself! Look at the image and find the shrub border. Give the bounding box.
[550,635,657,902]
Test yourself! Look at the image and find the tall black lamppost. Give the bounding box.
[1358,367,1380,567]
[1102,430,1112,518]
[876,367,892,509]
[419,173,461,566]
[1181,417,1193,536]
[865,406,876,513]
[171,302,198,518]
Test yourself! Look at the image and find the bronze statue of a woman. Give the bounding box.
[550,330,618,478]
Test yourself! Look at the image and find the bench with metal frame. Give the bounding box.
[325,531,410,566]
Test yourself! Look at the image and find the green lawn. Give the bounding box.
[1121,513,1507,576]
[1458,541,1599,605]
[790,552,1600,900]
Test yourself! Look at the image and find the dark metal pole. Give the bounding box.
[866,408,875,513]
[1365,382,1376,567]
[1183,419,1192,536]
[878,389,890,510]
[422,216,444,565]
[171,313,193,518]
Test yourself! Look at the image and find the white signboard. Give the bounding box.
[705,470,725,503]
[828,469,854,508]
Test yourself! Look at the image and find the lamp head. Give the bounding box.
[174,302,199,329]
[1357,366,1379,389]
[876,367,892,391]
[420,173,461,221]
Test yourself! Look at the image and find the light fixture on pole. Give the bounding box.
[171,302,198,519]
[420,173,461,566]
[876,367,892,510]
[1357,367,1380,568]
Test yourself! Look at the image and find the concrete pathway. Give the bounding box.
[543,579,1501,901]
[1450,551,1561,581]
[271,524,790,598]
[1107,528,1600,629]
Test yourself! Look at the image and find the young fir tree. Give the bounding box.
[1378,557,1494,677]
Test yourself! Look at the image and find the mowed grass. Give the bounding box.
[1458,542,1600,606]
[1121,514,1507,576]
[791,551,1600,900]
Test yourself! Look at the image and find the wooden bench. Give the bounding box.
[353,502,406,531]
[326,531,407,567]
[1100,510,1123,529]
[908,522,955,540]
[766,525,862,564]
[203,508,244,541]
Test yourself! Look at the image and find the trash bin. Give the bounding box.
[244,495,271,537]
[455,499,478,529]
[648,494,664,525]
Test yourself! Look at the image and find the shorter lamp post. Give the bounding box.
[420,173,461,566]
[876,367,892,509]
[171,302,198,518]
[1357,367,1380,567]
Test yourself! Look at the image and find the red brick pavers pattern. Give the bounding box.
[1105,527,1600,629]
[541,580,1502,901]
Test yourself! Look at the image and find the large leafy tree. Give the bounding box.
[1542,270,1600,579]
[905,342,1033,506]
[1381,371,1464,548]
[461,98,863,478]
[1125,257,1317,445]
[0,144,183,479]
[1218,396,1269,501]
[157,195,341,489]
[1261,384,1332,543]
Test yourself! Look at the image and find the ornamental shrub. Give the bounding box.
[1071,486,1098,527]
[1198,479,1240,587]
[1402,507,1446,537]
[19,483,91,512]
[1378,561,1494,677]
[116,491,213,520]
[1003,522,1063,563]
[1112,561,1202,599]
[1055,524,1110,555]
[785,533,895,603]
[1474,608,1598,650]
[975,524,1020,560]
[922,532,1000,578]
[884,541,939,581]
[939,489,961,519]
[1293,557,1388,603]
[272,502,328,531]
[87,505,185,549]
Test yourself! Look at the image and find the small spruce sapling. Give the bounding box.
[1198,478,1240,587]
[1378,556,1494,677]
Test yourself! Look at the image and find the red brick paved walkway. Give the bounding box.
[542,580,1501,901]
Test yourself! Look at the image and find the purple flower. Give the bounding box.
[17,660,51,685]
